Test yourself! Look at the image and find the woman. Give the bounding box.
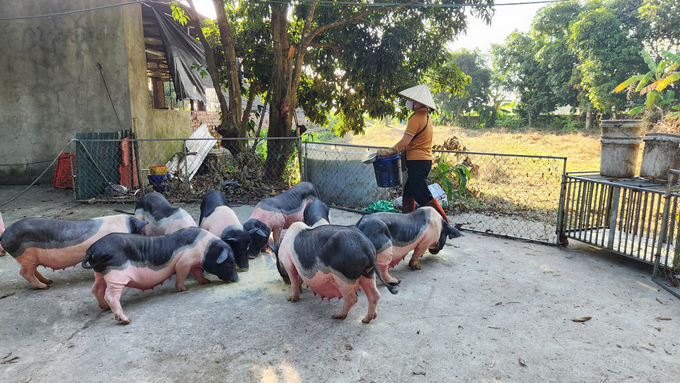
[376,84,449,223]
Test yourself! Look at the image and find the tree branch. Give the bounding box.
[240,84,257,136]
[307,2,414,43]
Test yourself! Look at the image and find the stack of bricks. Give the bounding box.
[191,111,221,133]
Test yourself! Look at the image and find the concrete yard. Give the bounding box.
[0,185,678,382]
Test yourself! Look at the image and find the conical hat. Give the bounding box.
[398,84,436,110]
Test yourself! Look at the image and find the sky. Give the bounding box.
[449,2,545,53]
[190,0,544,54]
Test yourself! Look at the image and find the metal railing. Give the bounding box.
[652,169,680,299]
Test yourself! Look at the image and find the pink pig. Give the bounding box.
[82,227,238,324]
[356,206,462,285]
[248,181,318,245]
[0,215,147,289]
[271,222,397,323]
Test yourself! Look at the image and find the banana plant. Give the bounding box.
[613,50,680,119]
[428,156,472,202]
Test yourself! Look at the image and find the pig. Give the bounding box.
[134,192,197,236]
[242,219,271,259]
[248,181,319,248]
[0,215,148,289]
[82,227,238,324]
[271,222,398,323]
[303,200,331,227]
[199,190,251,271]
[355,206,463,285]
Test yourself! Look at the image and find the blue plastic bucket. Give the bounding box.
[372,154,402,187]
[148,174,170,193]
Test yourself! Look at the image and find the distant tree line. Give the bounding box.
[435,0,680,129]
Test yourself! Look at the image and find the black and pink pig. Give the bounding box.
[356,206,462,285]
[0,215,147,289]
[247,181,319,252]
[82,227,238,324]
[135,192,197,236]
[271,222,397,324]
[199,190,251,271]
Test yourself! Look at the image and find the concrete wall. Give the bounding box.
[0,0,192,185]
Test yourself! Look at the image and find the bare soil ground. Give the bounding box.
[0,185,678,382]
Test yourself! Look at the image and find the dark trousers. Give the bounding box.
[403,160,433,206]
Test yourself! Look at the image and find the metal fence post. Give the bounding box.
[69,141,77,200]
[607,187,620,249]
[555,159,568,245]
[303,141,308,181]
[183,139,189,196]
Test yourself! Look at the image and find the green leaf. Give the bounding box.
[673,105,680,110]
[658,72,680,91]
[662,51,680,66]
[646,92,656,108]
[642,50,657,73]
[627,106,646,114]
[636,72,655,92]
[614,74,645,93]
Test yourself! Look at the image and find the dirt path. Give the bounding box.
[0,185,678,382]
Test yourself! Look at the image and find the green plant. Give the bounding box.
[428,157,472,202]
[614,50,680,119]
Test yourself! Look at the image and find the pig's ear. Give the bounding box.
[223,237,239,247]
[447,224,463,239]
[131,218,149,233]
[216,249,229,264]
[247,227,259,235]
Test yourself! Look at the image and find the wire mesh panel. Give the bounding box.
[304,143,566,244]
[560,173,679,265]
[434,150,567,244]
[71,136,302,203]
[304,143,395,207]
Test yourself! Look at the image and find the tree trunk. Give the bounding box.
[585,110,592,130]
[264,3,296,182]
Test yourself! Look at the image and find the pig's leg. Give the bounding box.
[92,273,109,309]
[271,226,283,245]
[19,265,49,289]
[175,271,190,292]
[34,270,53,285]
[376,246,400,285]
[190,268,211,285]
[359,276,381,324]
[408,247,428,270]
[104,283,130,324]
[331,277,358,320]
[286,266,302,302]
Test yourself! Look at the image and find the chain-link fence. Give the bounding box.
[47,138,568,244]
[62,136,302,203]
[304,143,567,245]
[434,150,566,244]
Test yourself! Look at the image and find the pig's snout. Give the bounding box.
[236,265,249,272]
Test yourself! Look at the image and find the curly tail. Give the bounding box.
[81,250,108,270]
[368,249,398,295]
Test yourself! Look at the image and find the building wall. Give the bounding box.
[0,0,192,185]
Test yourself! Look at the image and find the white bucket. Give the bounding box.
[639,133,680,180]
[600,136,643,178]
